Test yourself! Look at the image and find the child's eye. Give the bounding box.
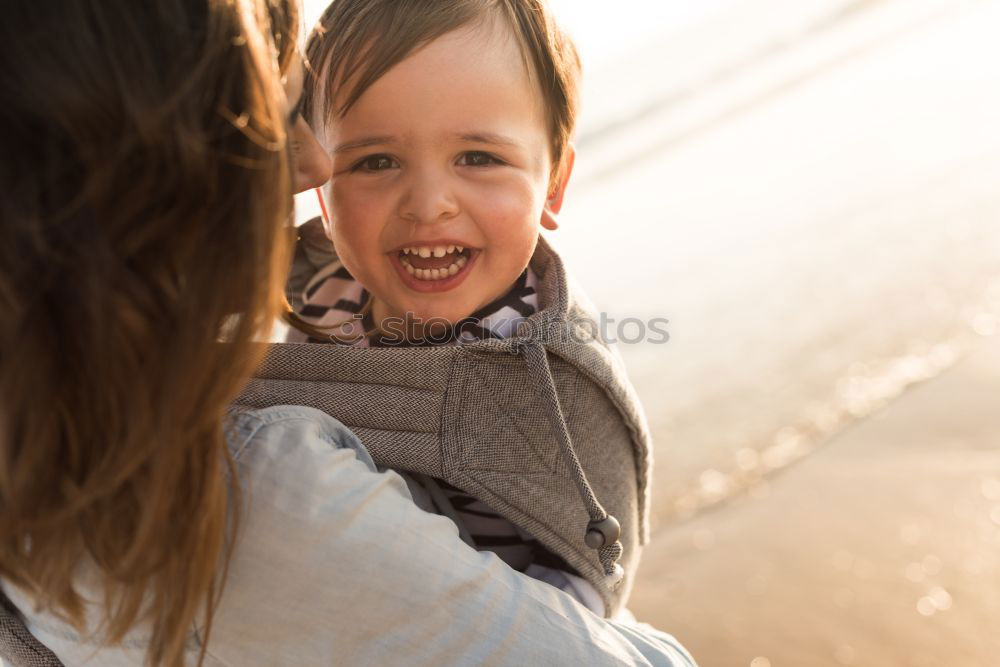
[352,154,399,172]
[458,151,502,167]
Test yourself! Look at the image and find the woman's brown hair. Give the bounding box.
[0,0,298,664]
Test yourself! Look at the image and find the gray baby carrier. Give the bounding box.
[239,234,654,616]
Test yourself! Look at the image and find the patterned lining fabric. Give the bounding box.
[434,479,574,574]
[288,261,539,348]
[288,261,572,576]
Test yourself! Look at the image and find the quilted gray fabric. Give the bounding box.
[238,236,654,616]
[0,589,62,667]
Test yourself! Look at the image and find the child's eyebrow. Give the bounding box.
[333,135,396,154]
[456,132,520,148]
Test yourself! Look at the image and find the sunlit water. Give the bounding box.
[297,0,1000,530]
[551,0,1000,526]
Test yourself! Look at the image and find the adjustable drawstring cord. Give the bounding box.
[514,339,625,589]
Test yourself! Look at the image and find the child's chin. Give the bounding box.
[399,304,471,328]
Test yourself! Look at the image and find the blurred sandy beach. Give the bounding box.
[629,336,1000,667]
[550,0,1000,664]
[556,0,1000,519]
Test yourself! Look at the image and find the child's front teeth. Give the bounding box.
[404,245,469,257]
[403,254,469,281]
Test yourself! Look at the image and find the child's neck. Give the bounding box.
[369,298,453,341]
[367,275,530,343]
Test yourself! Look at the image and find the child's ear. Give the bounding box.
[541,143,576,231]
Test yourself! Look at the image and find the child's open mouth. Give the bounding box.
[390,243,478,293]
[399,245,471,280]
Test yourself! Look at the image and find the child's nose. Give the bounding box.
[398,169,460,224]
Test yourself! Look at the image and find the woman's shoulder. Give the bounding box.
[7,404,696,666]
[226,404,377,471]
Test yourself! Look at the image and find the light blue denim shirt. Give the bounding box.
[6,406,696,666]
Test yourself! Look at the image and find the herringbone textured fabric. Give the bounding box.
[237,236,654,616]
[0,590,63,667]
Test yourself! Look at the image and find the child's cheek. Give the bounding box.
[329,185,383,283]
[470,179,546,248]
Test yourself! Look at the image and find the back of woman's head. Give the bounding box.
[0,0,297,663]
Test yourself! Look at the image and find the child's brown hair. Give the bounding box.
[303,0,580,182]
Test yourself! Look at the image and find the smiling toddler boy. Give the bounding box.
[283,0,654,617]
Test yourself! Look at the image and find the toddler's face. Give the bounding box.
[318,21,570,327]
